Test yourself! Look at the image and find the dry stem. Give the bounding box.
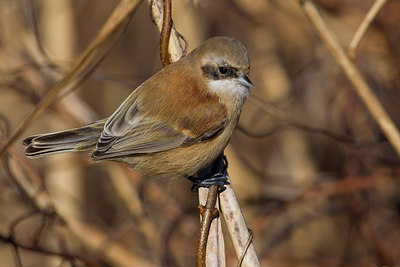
[219,177,260,267]
[149,0,183,62]
[0,0,143,157]
[300,0,400,158]
[160,0,172,66]
[347,0,388,60]
[197,186,219,267]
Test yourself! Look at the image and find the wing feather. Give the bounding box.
[93,60,227,159]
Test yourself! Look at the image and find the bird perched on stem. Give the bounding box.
[23,36,253,185]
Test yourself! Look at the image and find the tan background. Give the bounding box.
[1,0,400,266]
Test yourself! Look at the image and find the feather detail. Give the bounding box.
[23,121,104,157]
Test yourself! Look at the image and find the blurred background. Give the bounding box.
[1,0,400,266]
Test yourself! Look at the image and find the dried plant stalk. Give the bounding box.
[0,0,143,157]
[348,0,388,60]
[148,0,184,62]
[300,0,400,158]
[219,177,260,267]
[160,0,172,66]
[198,187,225,267]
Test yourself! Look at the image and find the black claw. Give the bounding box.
[188,174,229,192]
[186,154,230,192]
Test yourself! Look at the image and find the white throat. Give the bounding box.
[207,78,249,100]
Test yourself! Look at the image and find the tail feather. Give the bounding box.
[23,122,104,158]
[25,145,76,157]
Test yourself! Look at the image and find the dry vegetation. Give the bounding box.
[1,0,400,266]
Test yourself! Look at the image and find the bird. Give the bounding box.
[23,36,253,185]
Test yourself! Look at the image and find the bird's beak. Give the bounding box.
[238,74,255,90]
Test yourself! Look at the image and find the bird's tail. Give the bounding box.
[23,121,104,158]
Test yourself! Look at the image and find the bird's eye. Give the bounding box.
[219,66,228,75]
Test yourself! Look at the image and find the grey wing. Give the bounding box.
[95,89,144,154]
[93,90,193,158]
[93,120,190,158]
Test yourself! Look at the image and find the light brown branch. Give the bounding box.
[219,177,260,267]
[299,0,400,158]
[237,229,254,267]
[348,0,387,60]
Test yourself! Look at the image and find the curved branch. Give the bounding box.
[149,0,183,62]
[160,0,172,66]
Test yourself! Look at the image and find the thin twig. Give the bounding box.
[25,0,47,59]
[195,155,227,266]
[299,0,400,159]
[0,233,98,266]
[160,0,172,66]
[197,185,219,267]
[9,210,42,237]
[347,0,388,60]
[0,0,143,157]
[149,0,184,62]
[12,243,22,267]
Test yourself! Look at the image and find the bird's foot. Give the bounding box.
[186,155,229,192]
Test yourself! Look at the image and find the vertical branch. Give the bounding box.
[195,155,227,267]
[219,177,260,267]
[149,0,183,62]
[160,0,172,66]
[203,194,225,267]
[299,0,400,158]
[197,186,219,267]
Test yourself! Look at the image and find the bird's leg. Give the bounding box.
[186,154,229,192]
